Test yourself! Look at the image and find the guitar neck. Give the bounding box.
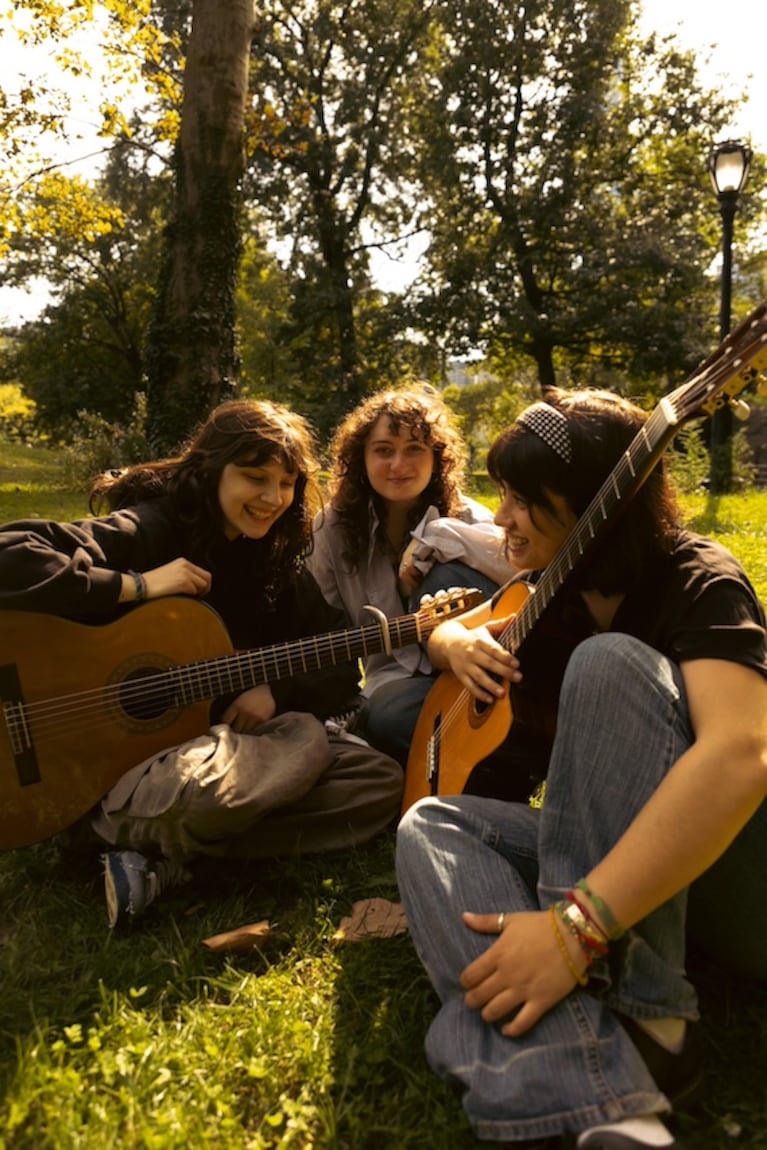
[170,613,426,705]
[500,292,767,652]
[506,400,678,649]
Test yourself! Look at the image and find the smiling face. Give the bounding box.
[363,416,435,510]
[218,458,297,540]
[494,483,577,570]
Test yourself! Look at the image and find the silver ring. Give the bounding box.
[497,912,505,933]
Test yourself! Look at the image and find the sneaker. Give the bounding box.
[618,1016,705,1111]
[577,1131,679,1149]
[324,702,370,746]
[102,850,190,929]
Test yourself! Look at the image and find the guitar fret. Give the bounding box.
[169,668,185,705]
[196,666,209,701]
[241,652,255,688]
[218,657,236,690]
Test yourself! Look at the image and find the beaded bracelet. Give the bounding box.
[549,905,588,987]
[575,878,626,940]
[128,569,147,604]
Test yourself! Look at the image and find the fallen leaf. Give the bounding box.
[202,919,272,953]
[333,898,408,943]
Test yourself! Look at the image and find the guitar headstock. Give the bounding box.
[417,586,485,620]
[669,300,767,426]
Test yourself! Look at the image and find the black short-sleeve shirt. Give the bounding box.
[469,530,766,801]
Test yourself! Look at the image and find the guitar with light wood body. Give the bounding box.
[0,587,483,848]
[402,300,767,813]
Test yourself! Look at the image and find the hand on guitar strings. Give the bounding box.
[459,908,585,1037]
[444,615,521,703]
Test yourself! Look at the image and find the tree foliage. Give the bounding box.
[1,142,166,437]
[1,0,765,450]
[409,0,762,391]
[244,0,439,419]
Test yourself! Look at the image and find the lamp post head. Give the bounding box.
[707,138,753,199]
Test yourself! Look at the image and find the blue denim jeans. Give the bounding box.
[364,560,501,767]
[395,632,767,1142]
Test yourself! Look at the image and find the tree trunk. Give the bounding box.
[311,185,364,407]
[146,0,254,451]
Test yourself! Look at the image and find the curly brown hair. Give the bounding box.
[89,399,320,586]
[326,386,468,569]
[487,388,682,595]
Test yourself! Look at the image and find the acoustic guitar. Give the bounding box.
[402,300,767,814]
[0,586,483,849]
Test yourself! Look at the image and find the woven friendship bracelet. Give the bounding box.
[516,402,573,463]
[575,878,626,940]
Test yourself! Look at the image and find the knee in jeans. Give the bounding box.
[561,633,684,728]
[565,632,669,691]
[568,631,636,675]
[396,797,439,853]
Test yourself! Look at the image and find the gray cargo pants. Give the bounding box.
[89,711,403,862]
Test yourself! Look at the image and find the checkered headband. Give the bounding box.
[515,402,572,463]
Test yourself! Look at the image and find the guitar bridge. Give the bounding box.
[426,714,442,794]
[0,663,41,786]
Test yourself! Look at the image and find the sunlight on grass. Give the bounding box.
[0,441,89,521]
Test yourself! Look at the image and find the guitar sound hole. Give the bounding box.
[473,671,502,718]
[118,667,175,721]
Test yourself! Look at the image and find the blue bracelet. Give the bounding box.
[128,569,147,603]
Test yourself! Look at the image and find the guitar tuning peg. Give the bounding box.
[758,374,767,397]
[728,398,751,421]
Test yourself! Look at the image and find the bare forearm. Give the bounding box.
[585,660,767,934]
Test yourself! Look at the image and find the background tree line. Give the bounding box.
[1,0,765,465]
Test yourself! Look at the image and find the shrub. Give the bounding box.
[0,383,40,444]
[669,424,756,493]
[62,393,150,487]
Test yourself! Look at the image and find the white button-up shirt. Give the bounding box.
[307,497,508,697]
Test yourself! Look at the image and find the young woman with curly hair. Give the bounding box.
[0,399,403,926]
[307,385,511,766]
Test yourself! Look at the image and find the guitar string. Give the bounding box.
[3,605,468,748]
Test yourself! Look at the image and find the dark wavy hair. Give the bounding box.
[325,386,468,569]
[89,399,320,585]
[486,388,682,594]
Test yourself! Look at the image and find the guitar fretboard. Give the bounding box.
[498,304,767,654]
[166,614,428,705]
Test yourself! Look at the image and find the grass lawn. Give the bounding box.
[1,441,766,1148]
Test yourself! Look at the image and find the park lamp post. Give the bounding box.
[706,138,753,493]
